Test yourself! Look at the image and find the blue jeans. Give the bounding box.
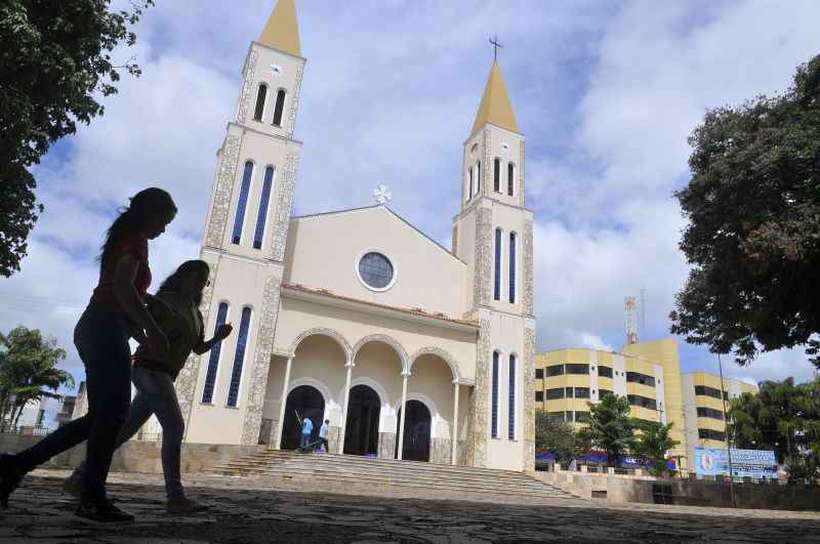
[300,433,312,449]
[70,367,185,499]
[15,301,132,502]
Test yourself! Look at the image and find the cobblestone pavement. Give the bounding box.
[0,471,818,543]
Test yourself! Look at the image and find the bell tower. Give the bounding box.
[453,52,536,472]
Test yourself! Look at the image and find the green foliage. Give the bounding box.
[578,394,635,467]
[0,326,73,432]
[0,0,153,276]
[534,410,587,463]
[632,421,679,478]
[728,377,820,483]
[670,54,820,368]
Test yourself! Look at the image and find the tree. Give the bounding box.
[0,0,154,276]
[632,421,679,478]
[670,54,820,368]
[728,377,820,483]
[535,410,586,464]
[0,326,73,432]
[578,394,635,467]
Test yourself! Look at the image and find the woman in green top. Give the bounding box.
[65,260,232,514]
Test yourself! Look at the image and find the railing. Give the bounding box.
[0,425,53,437]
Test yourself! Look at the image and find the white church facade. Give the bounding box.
[176,0,537,472]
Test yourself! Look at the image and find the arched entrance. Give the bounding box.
[343,385,380,456]
[281,385,325,450]
[396,400,431,462]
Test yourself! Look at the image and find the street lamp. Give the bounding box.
[717,353,736,508]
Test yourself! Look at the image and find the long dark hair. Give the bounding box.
[157,260,210,305]
[100,187,177,265]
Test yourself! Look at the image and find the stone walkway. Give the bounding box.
[0,471,818,543]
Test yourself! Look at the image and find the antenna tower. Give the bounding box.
[625,296,638,345]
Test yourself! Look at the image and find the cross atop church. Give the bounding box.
[489,35,503,62]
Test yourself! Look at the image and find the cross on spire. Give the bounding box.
[489,35,503,62]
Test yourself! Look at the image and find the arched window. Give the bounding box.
[493,158,501,192]
[507,162,515,196]
[494,228,502,301]
[232,161,254,244]
[201,302,229,404]
[508,354,516,440]
[253,166,275,249]
[491,351,500,439]
[272,89,286,127]
[253,84,267,121]
[226,307,252,407]
[468,167,474,201]
[509,232,517,303]
[476,160,481,194]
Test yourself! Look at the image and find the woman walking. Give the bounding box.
[0,188,177,523]
[64,260,232,514]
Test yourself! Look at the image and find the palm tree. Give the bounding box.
[579,394,634,467]
[633,421,679,478]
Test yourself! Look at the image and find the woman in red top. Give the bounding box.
[0,187,176,523]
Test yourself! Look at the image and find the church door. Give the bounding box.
[396,400,431,462]
[281,385,325,450]
[343,385,381,456]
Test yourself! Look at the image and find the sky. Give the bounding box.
[2,0,819,406]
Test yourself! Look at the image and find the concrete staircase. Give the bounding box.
[205,449,580,504]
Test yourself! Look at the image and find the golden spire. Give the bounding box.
[470,61,518,137]
[258,0,301,57]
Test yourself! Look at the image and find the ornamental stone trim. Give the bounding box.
[236,49,259,125]
[285,62,304,137]
[378,431,396,459]
[352,334,408,373]
[268,151,300,261]
[288,327,352,359]
[482,130,491,198]
[409,347,460,383]
[518,140,526,207]
[205,134,242,248]
[467,317,491,467]
[240,270,283,445]
[522,219,534,317]
[430,437,451,465]
[472,207,492,307]
[522,325,536,473]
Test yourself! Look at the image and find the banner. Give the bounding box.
[694,447,777,479]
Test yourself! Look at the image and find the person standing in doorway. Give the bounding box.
[0,188,177,523]
[300,416,314,450]
[318,419,330,453]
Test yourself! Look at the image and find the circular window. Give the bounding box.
[358,252,394,290]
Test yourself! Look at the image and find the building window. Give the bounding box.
[598,389,613,400]
[226,307,252,407]
[574,411,590,423]
[493,158,501,192]
[491,351,499,438]
[598,366,613,378]
[508,232,516,303]
[253,166,275,249]
[627,394,657,411]
[358,252,394,290]
[547,411,565,423]
[468,167,474,200]
[535,391,544,402]
[698,429,726,441]
[574,387,590,399]
[694,385,727,400]
[476,160,481,194]
[546,387,564,400]
[232,161,254,244]
[535,368,544,380]
[272,89,286,126]
[697,407,725,421]
[546,364,565,377]
[626,372,656,387]
[565,387,574,398]
[202,302,229,404]
[253,84,267,121]
[566,364,589,375]
[508,354,516,440]
[494,228,501,301]
[507,162,515,196]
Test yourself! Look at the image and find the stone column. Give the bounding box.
[274,357,293,449]
[397,371,410,460]
[451,380,460,465]
[338,358,354,454]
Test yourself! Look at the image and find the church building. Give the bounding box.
[176,0,536,472]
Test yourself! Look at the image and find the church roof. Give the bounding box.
[470,61,518,137]
[258,0,301,57]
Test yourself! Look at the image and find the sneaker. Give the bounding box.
[75,499,135,524]
[0,454,23,510]
[166,496,207,515]
[62,474,83,498]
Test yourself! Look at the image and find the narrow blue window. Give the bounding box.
[232,161,254,244]
[509,232,517,303]
[508,354,516,440]
[227,307,252,407]
[494,228,501,301]
[253,166,274,249]
[201,302,229,404]
[476,160,481,193]
[468,168,474,199]
[272,89,286,127]
[491,351,499,439]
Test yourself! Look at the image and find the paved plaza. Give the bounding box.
[0,470,818,543]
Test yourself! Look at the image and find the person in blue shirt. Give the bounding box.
[300,417,313,450]
[318,419,330,453]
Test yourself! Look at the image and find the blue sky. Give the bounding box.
[2,0,819,401]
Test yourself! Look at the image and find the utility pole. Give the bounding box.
[717,353,736,507]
